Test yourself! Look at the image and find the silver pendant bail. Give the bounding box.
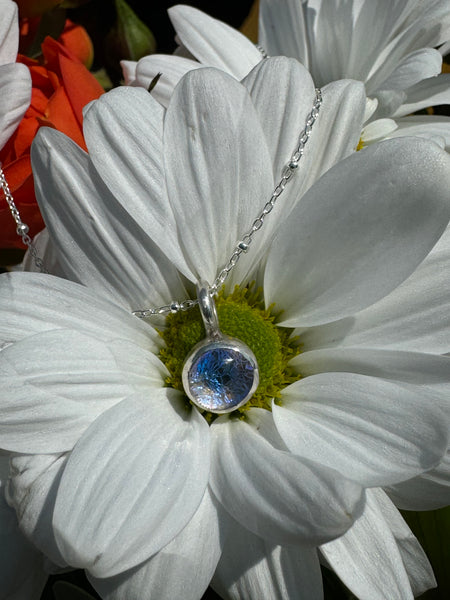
[197,282,220,340]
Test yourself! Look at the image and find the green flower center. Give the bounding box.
[158,285,301,420]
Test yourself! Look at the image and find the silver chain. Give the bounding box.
[0,164,48,273]
[133,87,323,318]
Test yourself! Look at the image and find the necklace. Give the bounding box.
[1,88,323,415]
[133,88,323,414]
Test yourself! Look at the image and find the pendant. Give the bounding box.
[182,282,259,414]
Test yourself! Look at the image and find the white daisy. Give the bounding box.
[0,0,31,152]
[1,60,450,599]
[123,3,450,150]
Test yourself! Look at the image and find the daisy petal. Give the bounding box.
[0,329,164,453]
[53,391,210,577]
[377,48,442,91]
[164,67,274,284]
[388,115,450,150]
[373,488,436,597]
[393,73,450,117]
[120,59,136,85]
[82,86,194,280]
[258,0,309,66]
[386,450,450,511]
[300,226,450,354]
[31,128,187,310]
[134,54,203,108]
[293,348,450,397]
[320,490,414,600]
[89,488,222,600]
[0,0,18,63]
[168,5,261,79]
[210,409,364,545]
[265,138,450,327]
[242,57,316,180]
[274,372,448,487]
[0,272,157,351]
[0,462,48,600]
[212,516,323,600]
[7,453,68,567]
[0,63,31,150]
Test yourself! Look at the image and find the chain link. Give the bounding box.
[0,164,48,273]
[133,87,323,318]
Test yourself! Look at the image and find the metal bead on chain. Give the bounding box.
[0,164,48,273]
[133,87,322,317]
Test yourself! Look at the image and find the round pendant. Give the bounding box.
[181,282,259,414]
[182,336,259,413]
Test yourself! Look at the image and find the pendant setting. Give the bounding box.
[182,283,259,414]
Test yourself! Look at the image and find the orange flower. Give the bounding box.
[0,26,103,250]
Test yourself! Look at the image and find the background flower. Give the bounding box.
[0,16,103,251]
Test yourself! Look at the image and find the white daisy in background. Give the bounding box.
[1,60,450,600]
[122,2,450,150]
[0,0,31,152]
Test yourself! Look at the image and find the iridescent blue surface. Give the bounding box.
[188,346,256,412]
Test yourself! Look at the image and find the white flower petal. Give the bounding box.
[0,456,48,600]
[265,138,450,327]
[300,225,450,354]
[83,86,194,280]
[303,79,366,188]
[274,372,449,487]
[168,5,261,79]
[372,488,436,597]
[120,59,136,85]
[393,73,450,117]
[53,391,210,578]
[388,115,450,150]
[164,67,274,285]
[212,516,323,600]
[0,329,164,453]
[320,490,414,600]
[210,409,364,546]
[362,118,398,142]
[0,63,31,150]
[0,272,157,351]
[20,229,65,277]
[293,348,450,397]
[373,48,442,92]
[134,54,202,107]
[31,128,188,310]
[7,453,68,567]
[242,57,316,180]
[386,449,450,511]
[0,0,18,64]
[89,488,222,600]
[258,0,309,66]
[244,65,365,212]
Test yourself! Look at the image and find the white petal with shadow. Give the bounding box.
[274,372,448,487]
[53,390,210,577]
[320,489,414,600]
[264,138,450,327]
[212,515,323,600]
[0,329,164,453]
[163,67,273,285]
[210,408,364,546]
[31,128,187,310]
[89,488,222,600]
[168,5,261,79]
